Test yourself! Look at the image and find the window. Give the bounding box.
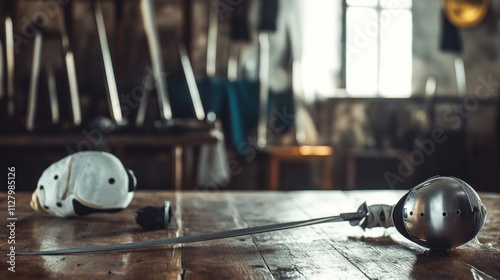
[345,0,412,97]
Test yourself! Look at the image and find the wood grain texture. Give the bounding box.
[230,192,369,279]
[177,192,274,279]
[0,190,498,279]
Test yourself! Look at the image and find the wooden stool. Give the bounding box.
[264,146,334,190]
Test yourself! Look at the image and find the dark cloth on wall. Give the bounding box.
[439,10,463,53]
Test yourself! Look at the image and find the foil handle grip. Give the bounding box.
[364,204,394,229]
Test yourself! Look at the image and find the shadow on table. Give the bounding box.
[410,243,500,279]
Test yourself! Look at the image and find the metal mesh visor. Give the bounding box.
[452,176,487,244]
[393,192,411,240]
[392,176,487,251]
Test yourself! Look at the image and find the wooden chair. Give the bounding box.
[263,145,333,190]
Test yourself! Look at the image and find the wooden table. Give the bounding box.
[1,191,499,279]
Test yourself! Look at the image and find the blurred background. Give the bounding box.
[0,0,499,192]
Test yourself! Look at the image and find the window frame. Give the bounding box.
[342,0,413,97]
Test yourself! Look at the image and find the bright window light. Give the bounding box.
[346,0,412,97]
[346,7,379,96]
[379,9,412,97]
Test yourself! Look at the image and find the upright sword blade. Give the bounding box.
[0,41,4,100]
[177,39,205,121]
[5,16,15,117]
[94,0,124,124]
[46,64,60,124]
[140,0,172,122]
[26,31,43,131]
[19,204,370,256]
[59,2,82,126]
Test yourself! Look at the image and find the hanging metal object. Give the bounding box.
[443,0,489,28]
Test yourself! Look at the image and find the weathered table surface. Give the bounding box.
[1,190,499,279]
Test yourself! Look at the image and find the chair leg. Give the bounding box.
[173,146,183,190]
[269,157,280,190]
[322,157,333,190]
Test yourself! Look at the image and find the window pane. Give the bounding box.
[380,0,412,9]
[346,7,378,96]
[379,9,412,97]
[347,0,377,7]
